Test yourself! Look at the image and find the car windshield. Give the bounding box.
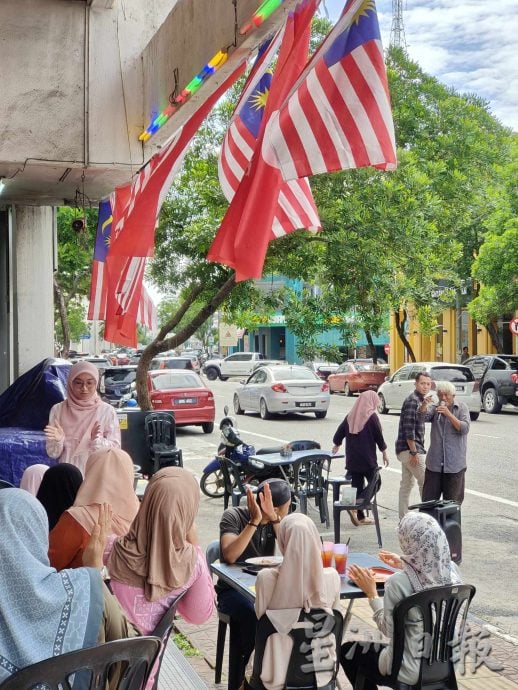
[152,373,202,390]
[272,368,319,381]
[430,367,474,383]
[104,369,136,383]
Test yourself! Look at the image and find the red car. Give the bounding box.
[328,360,389,396]
[147,370,215,433]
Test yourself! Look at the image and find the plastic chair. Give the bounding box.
[249,608,344,690]
[219,456,250,509]
[333,468,382,546]
[294,454,331,527]
[0,479,14,489]
[0,636,162,690]
[289,439,321,451]
[147,589,187,690]
[206,540,232,686]
[354,583,476,690]
[144,411,183,474]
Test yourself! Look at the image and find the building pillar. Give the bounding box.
[442,308,457,363]
[13,206,56,377]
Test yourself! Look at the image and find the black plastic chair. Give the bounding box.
[249,608,344,690]
[333,468,382,546]
[354,583,476,690]
[149,590,187,690]
[145,412,183,474]
[289,439,321,451]
[294,454,331,527]
[219,456,250,509]
[0,479,14,489]
[0,636,162,690]
[206,540,232,686]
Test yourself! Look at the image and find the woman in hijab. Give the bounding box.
[249,513,341,690]
[48,448,140,570]
[332,390,389,525]
[0,489,103,684]
[19,463,48,495]
[108,467,214,635]
[341,512,462,689]
[36,463,83,530]
[44,360,121,475]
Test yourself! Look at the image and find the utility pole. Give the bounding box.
[390,0,407,49]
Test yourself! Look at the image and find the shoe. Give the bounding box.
[358,518,374,525]
[348,510,360,526]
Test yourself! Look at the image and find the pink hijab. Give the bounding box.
[59,361,102,457]
[347,390,380,434]
[67,448,140,536]
[20,464,48,495]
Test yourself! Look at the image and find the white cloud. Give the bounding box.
[321,0,518,130]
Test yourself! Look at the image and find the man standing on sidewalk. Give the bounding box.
[395,371,432,518]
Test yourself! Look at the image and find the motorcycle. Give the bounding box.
[200,407,282,498]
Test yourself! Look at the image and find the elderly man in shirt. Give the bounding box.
[419,380,470,504]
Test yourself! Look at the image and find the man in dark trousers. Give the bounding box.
[395,371,432,518]
[216,478,292,690]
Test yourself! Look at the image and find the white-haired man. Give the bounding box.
[418,380,470,504]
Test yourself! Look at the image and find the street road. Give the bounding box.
[176,378,518,637]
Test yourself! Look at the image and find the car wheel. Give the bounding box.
[482,388,501,414]
[219,375,229,381]
[233,394,244,415]
[314,410,327,419]
[378,394,388,414]
[205,367,218,381]
[202,422,214,434]
[200,469,225,498]
[260,398,272,420]
[344,382,353,397]
[469,411,480,421]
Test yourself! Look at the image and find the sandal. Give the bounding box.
[358,518,374,525]
[348,510,361,526]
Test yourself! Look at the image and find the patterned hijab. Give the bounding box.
[398,512,461,592]
[67,448,139,535]
[347,390,380,434]
[36,463,83,530]
[0,489,103,683]
[108,467,199,602]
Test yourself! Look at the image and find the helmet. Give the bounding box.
[125,398,138,407]
[219,416,235,430]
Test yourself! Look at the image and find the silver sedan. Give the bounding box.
[233,365,330,420]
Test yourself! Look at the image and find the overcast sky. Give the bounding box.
[322,0,517,131]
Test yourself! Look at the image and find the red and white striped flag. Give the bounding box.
[263,0,397,179]
[137,284,157,331]
[219,31,320,238]
[103,62,246,346]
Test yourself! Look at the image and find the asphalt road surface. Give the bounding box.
[176,377,518,638]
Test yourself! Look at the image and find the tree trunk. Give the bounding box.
[54,277,70,358]
[394,308,416,362]
[365,330,377,363]
[136,275,236,410]
[486,321,503,353]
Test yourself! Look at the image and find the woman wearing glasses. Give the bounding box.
[44,361,121,475]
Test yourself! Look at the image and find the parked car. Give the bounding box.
[100,365,137,406]
[233,365,330,419]
[377,362,481,421]
[147,370,215,433]
[463,354,518,413]
[68,356,111,375]
[149,355,201,373]
[304,361,340,381]
[203,352,266,381]
[328,360,389,396]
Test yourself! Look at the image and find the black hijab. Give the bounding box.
[36,464,83,530]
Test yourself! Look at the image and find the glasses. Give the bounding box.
[72,379,97,389]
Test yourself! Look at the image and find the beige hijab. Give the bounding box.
[108,467,199,602]
[347,390,380,434]
[67,448,139,535]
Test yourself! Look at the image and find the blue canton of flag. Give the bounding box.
[92,198,113,262]
[324,0,382,67]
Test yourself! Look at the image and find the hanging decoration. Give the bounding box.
[240,0,286,34]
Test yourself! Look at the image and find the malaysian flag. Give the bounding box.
[103,62,246,346]
[219,33,320,238]
[87,197,113,320]
[263,0,397,179]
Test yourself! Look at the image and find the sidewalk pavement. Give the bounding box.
[171,597,518,690]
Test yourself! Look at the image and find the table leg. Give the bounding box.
[343,599,355,633]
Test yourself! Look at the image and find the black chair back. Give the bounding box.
[0,480,14,489]
[145,411,176,448]
[295,454,330,525]
[0,636,162,690]
[149,591,187,690]
[250,608,343,690]
[289,440,321,451]
[219,457,249,508]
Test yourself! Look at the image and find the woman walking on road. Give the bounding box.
[332,390,389,525]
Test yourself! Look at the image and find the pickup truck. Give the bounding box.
[202,352,266,381]
[463,354,518,413]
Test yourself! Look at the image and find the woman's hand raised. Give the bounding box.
[44,421,65,443]
[378,550,403,569]
[82,503,113,569]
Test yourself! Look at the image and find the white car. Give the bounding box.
[377,362,481,421]
[203,352,266,380]
[233,365,330,419]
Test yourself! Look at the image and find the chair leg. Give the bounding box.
[320,488,330,528]
[215,619,227,684]
[333,506,341,543]
[223,491,229,510]
[372,499,382,548]
[299,492,308,515]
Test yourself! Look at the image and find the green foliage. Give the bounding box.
[54,300,89,344]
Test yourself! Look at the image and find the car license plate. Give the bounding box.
[297,402,315,408]
[175,397,197,405]
[454,385,465,393]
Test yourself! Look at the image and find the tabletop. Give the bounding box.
[211,552,396,605]
[250,448,332,468]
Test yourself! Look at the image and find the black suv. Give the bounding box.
[100,366,137,406]
[463,354,518,413]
